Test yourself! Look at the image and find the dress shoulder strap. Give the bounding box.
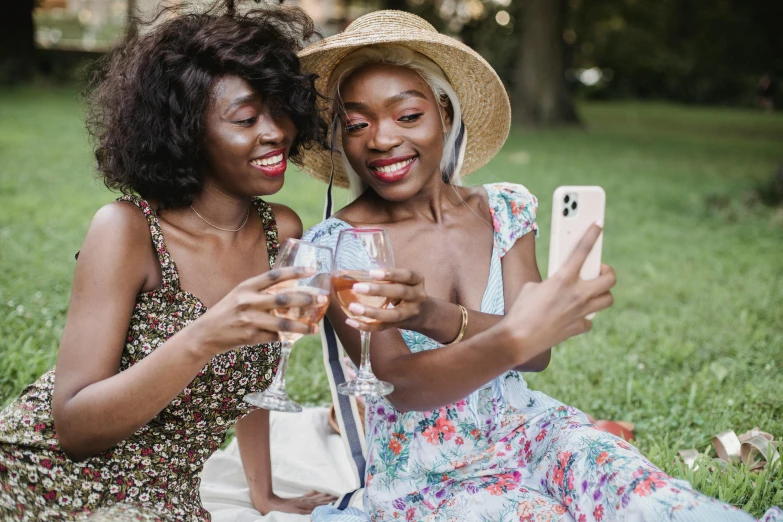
[251,198,279,268]
[117,194,180,288]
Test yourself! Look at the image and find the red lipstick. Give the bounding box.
[250,148,287,178]
[367,154,417,183]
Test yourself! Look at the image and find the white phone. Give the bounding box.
[547,185,605,283]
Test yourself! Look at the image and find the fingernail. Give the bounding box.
[317,294,328,304]
[353,283,370,294]
[345,318,360,329]
[595,219,604,228]
[369,269,385,279]
[312,325,320,334]
[348,302,365,315]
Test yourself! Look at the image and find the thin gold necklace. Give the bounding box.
[189,204,250,232]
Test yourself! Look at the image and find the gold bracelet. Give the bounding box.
[445,304,468,345]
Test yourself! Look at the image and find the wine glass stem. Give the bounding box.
[268,340,294,396]
[357,330,375,380]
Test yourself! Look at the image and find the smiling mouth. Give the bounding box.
[251,152,283,168]
[368,155,417,182]
[250,150,286,177]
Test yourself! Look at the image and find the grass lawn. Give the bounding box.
[1,85,782,516]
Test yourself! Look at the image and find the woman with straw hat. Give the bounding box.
[299,10,783,522]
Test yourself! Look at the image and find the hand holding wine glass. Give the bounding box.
[331,228,396,397]
[184,266,321,354]
[244,239,333,412]
[335,268,428,333]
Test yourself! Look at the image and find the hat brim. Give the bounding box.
[297,15,510,188]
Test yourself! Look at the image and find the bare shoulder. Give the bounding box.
[455,184,491,215]
[461,185,490,203]
[79,200,159,290]
[268,202,303,241]
[87,200,156,250]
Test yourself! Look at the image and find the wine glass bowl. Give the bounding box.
[266,280,330,343]
[332,271,392,324]
[244,239,333,412]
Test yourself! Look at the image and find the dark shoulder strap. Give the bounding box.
[319,167,367,506]
[115,195,180,288]
[253,198,280,268]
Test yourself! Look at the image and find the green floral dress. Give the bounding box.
[0,196,281,521]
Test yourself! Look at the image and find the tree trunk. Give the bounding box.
[0,0,37,83]
[512,0,579,126]
[383,0,408,11]
[127,0,139,39]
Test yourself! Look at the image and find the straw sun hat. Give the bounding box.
[297,10,511,188]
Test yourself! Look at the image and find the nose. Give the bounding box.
[257,114,288,146]
[367,119,403,152]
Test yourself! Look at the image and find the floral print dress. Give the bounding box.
[306,183,782,522]
[0,196,281,521]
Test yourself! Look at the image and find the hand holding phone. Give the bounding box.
[502,223,614,358]
[548,186,606,317]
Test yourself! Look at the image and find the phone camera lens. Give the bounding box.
[563,208,569,217]
[564,195,570,204]
[572,201,577,210]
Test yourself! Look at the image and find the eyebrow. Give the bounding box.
[343,89,429,111]
[225,94,260,113]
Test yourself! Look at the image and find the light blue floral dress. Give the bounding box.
[307,183,782,522]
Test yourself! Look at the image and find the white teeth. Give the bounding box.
[252,153,284,167]
[374,158,414,174]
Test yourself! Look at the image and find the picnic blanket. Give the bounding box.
[199,407,362,522]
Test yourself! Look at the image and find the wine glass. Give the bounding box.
[244,239,333,412]
[331,228,395,397]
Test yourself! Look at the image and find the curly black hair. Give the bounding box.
[85,2,327,209]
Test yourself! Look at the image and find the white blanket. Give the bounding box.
[199,407,361,522]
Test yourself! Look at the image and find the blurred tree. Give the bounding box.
[383,0,409,10]
[513,0,579,125]
[387,0,783,108]
[127,0,139,38]
[567,0,783,105]
[388,0,578,126]
[0,0,37,83]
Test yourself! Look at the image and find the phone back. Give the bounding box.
[547,186,605,280]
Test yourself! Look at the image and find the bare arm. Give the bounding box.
[329,225,614,412]
[350,234,551,371]
[414,300,504,345]
[236,410,275,512]
[52,203,319,461]
[236,410,336,515]
[328,301,523,412]
[268,202,303,243]
[52,203,214,461]
[499,232,552,371]
[234,203,336,515]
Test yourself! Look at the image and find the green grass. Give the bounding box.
[1,86,782,516]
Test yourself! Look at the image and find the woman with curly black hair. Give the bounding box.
[0,3,335,520]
